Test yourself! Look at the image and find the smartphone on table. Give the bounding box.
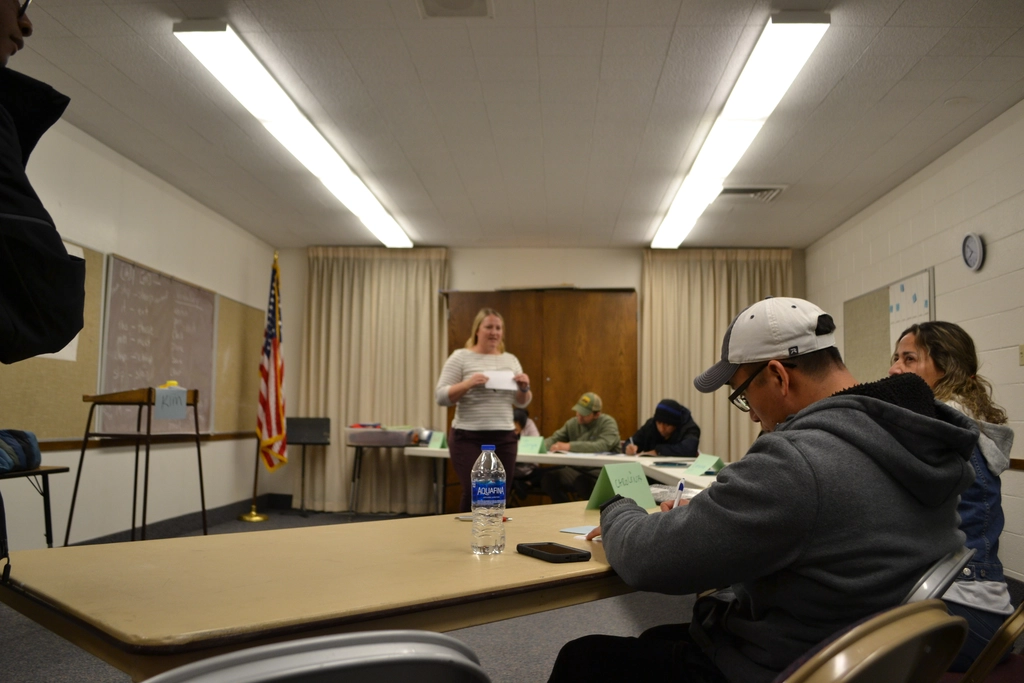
[517,542,592,563]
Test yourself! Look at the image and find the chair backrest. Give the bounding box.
[144,630,491,683]
[902,547,976,604]
[958,600,1024,683]
[780,600,967,683]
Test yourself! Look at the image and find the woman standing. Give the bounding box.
[436,308,531,512]
[889,321,1015,672]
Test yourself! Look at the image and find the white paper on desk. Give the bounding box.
[484,370,518,391]
[561,525,597,535]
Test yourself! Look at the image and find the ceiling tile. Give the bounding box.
[904,54,985,80]
[963,55,1024,80]
[929,26,1017,56]
[534,0,608,27]
[606,0,681,27]
[960,0,1024,28]
[676,0,759,26]
[885,0,974,27]
[994,27,1024,56]
[539,53,602,81]
[315,0,398,28]
[337,29,419,83]
[537,26,604,55]
[402,27,479,81]
[245,0,329,31]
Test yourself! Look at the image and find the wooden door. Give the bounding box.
[540,291,637,438]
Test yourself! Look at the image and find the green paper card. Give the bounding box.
[587,463,656,510]
[684,454,723,476]
[427,431,447,449]
[518,436,544,454]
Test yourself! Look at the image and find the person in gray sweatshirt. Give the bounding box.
[548,297,976,683]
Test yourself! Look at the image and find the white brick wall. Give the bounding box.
[807,99,1024,581]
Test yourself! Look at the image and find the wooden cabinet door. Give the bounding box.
[540,291,637,438]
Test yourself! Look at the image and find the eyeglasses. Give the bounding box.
[728,361,796,412]
[18,0,30,18]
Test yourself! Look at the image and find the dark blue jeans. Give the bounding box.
[944,600,1010,672]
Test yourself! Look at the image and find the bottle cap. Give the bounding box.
[482,445,495,450]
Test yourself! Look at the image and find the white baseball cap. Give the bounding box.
[694,297,836,393]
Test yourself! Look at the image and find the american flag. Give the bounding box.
[257,255,286,470]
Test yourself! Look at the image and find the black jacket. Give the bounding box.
[627,409,700,457]
[0,69,84,364]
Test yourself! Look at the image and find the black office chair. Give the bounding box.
[144,630,491,683]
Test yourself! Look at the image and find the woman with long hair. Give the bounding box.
[890,321,1015,672]
[435,308,531,512]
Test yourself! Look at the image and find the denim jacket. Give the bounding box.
[943,408,1015,616]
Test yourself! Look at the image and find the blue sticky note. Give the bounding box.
[896,303,900,311]
[900,284,905,292]
[154,386,187,420]
[889,305,893,313]
[912,293,917,303]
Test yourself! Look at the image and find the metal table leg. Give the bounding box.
[41,474,54,548]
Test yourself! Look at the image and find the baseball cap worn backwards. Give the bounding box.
[694,297,836,394]
[573,392,602,416]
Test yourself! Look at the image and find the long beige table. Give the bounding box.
[404,446,718,513]
[0,502,629,681]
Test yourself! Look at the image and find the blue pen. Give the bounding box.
[672,478,686,508]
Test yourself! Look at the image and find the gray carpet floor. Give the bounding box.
[0,510,694,683]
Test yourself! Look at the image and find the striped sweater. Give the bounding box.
[435,349,528,430]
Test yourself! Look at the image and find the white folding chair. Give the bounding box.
[145,630,491,683]
[901,547,976,605]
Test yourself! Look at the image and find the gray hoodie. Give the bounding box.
[600,374,977,683]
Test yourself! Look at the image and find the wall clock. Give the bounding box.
[961,233,984,271]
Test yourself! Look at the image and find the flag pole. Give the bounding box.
[240,251,286,522]
[239,437,268,522]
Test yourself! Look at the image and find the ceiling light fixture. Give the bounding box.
[651,12,829,249]
[173,20,413,248]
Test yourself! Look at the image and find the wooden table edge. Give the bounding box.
[1,569,629,681]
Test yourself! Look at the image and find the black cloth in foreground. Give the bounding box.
[0,69,84,364]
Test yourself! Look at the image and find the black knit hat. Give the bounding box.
[654,399,686,428]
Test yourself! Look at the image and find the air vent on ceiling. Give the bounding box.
[419,0,492,18]
[718,186,786,204]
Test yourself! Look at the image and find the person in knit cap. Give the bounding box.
[623,399,700,457]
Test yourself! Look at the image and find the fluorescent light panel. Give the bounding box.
[173,21,413,248]
[651,13,828,249]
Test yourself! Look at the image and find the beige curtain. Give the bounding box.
[640,249,793,463]
[298,247,449,513]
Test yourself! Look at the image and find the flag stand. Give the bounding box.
[239,438,268,522]
[242,251,285,523]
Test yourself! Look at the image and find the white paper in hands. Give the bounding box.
[483,370,519,391]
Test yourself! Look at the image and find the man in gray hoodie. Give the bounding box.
[548,297,976,683]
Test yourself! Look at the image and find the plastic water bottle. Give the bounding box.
[470,445,506,555]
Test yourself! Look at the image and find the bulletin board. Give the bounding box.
[844,269,933,384]
[214,296,265,434]
[0,245,104,439]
